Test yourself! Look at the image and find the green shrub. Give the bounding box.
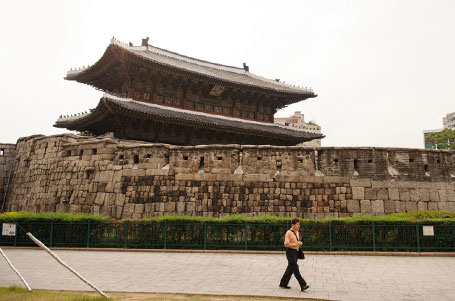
[326,211,455,225]
[0,212,111,224]
[2,211,454,225]
[126,211,455,225]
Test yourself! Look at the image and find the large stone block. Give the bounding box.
[132,213,142,219]
[94,193,106,205]
[123,203,135,215]
[388,188,399,200]
[377,189,388,200]
[340,199,347,211]
[438,190,448,202]
[360,200,371,213]
[104,193,115,206]
[409,189,420,202]
[186,202,195,212]
[156,203,165,212]
[428,202,439,211]
[69,204,82,213]
[429,190,440,202]
[176,202,185,212]
[134,204,144,214]
[165,201,176,212]
[398,189,410,201]
[347,200,360,213]
[364,188,377,200]
[94,170,114,183]
[144,203,153,212]
[447,190,455,202]
[115,194,125,206]
[417,201,428,211]
[350,179,372,187]
[384,200,396,213]
[405,201,417,212]
[371,180,390,189]
[86,193,97,204]
[419,189,430,202]
[91,205,100,215]
[371,200,384,213]
[115,206,123,219]
[438,202,448,211]
[395,201,405,213]
[352,187,364,200]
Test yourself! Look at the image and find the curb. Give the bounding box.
[2,246,455,257]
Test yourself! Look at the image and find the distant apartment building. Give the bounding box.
[423,112,455,149]
[443,112,455,129]
[275,111,323,147]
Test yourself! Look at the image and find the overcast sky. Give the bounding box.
[1,0,454,147]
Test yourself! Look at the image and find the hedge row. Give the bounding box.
[139,211,455,225]
[0,212,111,224]
[1,211,455,225]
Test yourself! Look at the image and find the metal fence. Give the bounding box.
[1,221,454,252]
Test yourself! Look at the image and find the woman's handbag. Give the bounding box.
[291,229,305,260]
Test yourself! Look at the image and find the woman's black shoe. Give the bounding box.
[301,284,310,291]
[279,285,291,289]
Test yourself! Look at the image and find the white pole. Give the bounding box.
[26,232,109,299]
[0,248,32,292]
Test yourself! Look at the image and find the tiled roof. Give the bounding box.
[55,93,324,141]
[66,38,316,97]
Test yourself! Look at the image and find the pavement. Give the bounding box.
[1,248,455,300]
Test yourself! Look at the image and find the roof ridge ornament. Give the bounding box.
[243,63,249,72]
[141,37,149,49]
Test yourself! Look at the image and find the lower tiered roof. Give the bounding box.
[55,94,324,146]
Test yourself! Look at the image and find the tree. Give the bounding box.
[425,129,455,150]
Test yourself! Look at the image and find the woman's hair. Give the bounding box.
[291,218,300,225]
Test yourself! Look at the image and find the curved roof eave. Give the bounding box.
[55,93,324,140]
[65,38,317,98]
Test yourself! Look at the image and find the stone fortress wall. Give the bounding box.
[0,143,16,210]
[1,134,455,219]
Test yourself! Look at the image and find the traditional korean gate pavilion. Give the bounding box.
[55,38,323,146]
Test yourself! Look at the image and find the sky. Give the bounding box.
[1,0,454,148]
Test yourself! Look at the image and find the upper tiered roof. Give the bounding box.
[66,38,316,102]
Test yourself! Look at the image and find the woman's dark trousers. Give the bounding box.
[279,248,307,288]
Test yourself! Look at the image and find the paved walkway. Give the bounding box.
[1,248,455,300]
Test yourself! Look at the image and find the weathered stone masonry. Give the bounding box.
[0,143,15,210]
[2,134,455,219]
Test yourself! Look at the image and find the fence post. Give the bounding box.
[50,220,54,248]
[203,221,207,250]
[416,222,421,253]
[124,221,129,249]
[164,220,168,250]
[329,221,333,251]
[86,220,91,248]
[244,221,248,251]
[372,222,376,252]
